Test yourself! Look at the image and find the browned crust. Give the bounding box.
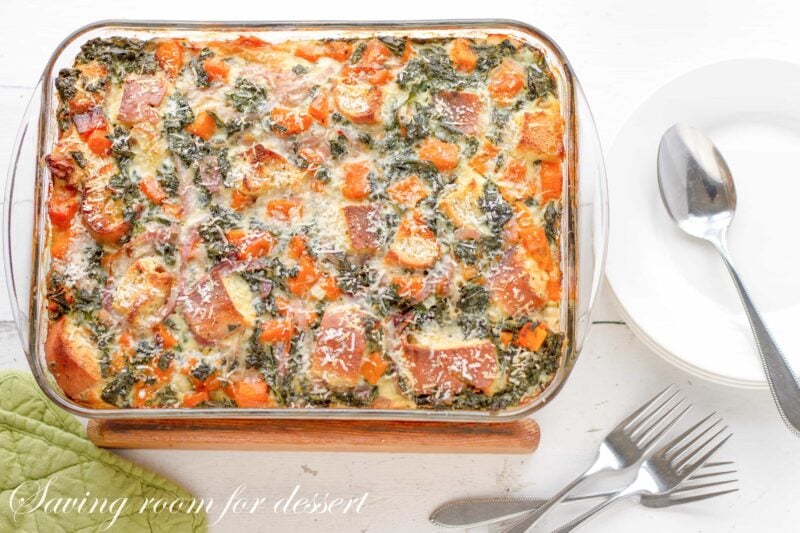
[342,204,381,252]
[239,144,308,196]
[516,110,564,162]
[489,248,545,316]
[80,188,132,245]
[44,316,105,405]
[434,90,483,135]
[403,340,499,396]
[111,257,174,331]
[333,82,382,124]
[388,211,440,269]
[310,306,367,389]
[181,270,251,343]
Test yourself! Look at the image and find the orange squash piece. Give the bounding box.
[387,175,428,208]
[359,39,392,66]
[341,161,372,200]
[186,111,216,140]
[321,275,343,301]
[231,379,270,408]
[48,182,79,228]
[231,189,255,211]
[155,39,184,79]
[182,390,209,408]
[287,255,320,296]
[259,318,294,344]
[449,38,477,73]
[418,138,459,172]
[547,269,562,302]
[154,323,178,350]
[323,41,352,62]
[287,235,307,259]
[392,274,425,301]
[360,352,389,385]
[468,142,501,176]
[270,107,312,136]
[86,128,112,156]
[50,226,73,260]
[203,59,229,82]
[516,322,548,352]
[488,58,525,105]
[539,161,563,203]
[224,228,275,260]
[139,175,168,205]
[266,198,303,222]
[308,91,330,125]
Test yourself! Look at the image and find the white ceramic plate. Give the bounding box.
[606,58,800,388]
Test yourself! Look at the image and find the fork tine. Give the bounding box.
[619,385,678,430]
[686,469,737,480]
[680,432,733,474]
[636,401,691,451]
[627,389,681,435]
[702,461,734,468]
[663,412,718,458]
[674,478,738,493]
[665,488,739,506]
[670,419,723,463]
[631,395,684,438]
[674,425,728,469]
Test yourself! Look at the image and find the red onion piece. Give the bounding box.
[260,279,273,298]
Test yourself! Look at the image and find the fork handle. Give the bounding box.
[499,470,596,533]
[710,234,800,436]
[551,488,636,533]
[429,493,613,528]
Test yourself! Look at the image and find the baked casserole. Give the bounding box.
[43,33,566,410]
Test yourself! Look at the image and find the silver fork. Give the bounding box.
[549,413,734,533]
[485,385,690,531]
[428,462,737,528]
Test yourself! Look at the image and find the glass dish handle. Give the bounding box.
[3,79,43,351]
[574,79,609,352]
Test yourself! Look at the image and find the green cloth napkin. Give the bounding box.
[0,371,208,532]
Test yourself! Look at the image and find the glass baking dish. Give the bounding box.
[3,19,607,421]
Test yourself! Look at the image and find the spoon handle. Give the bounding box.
[712,235,800,436]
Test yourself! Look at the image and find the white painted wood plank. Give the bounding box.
[0,321,26,369]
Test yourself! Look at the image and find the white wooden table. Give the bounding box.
[1,1,798,531]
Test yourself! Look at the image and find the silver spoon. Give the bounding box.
[657,123,800,436]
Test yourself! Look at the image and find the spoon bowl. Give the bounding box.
[657,124,737,240]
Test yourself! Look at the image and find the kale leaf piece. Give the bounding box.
[226,78,267,113]
[198,204,241,262]
[76,37,157,81]
[457,283,490,313]
[396,45,472,94]
[527,64,556,100]
[55,69,80,101]
[543,202,560,244]
[101,368,137,407]
[479,181,513,233]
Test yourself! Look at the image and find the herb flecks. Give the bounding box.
[479,181,513,234]
[226,78,267,113]
[76,37,156,82]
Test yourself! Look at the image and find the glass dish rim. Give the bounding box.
[19,18,589,422]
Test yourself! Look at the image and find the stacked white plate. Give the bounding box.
[606,58,800,387]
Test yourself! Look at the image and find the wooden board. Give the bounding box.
[87,418,540,454]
